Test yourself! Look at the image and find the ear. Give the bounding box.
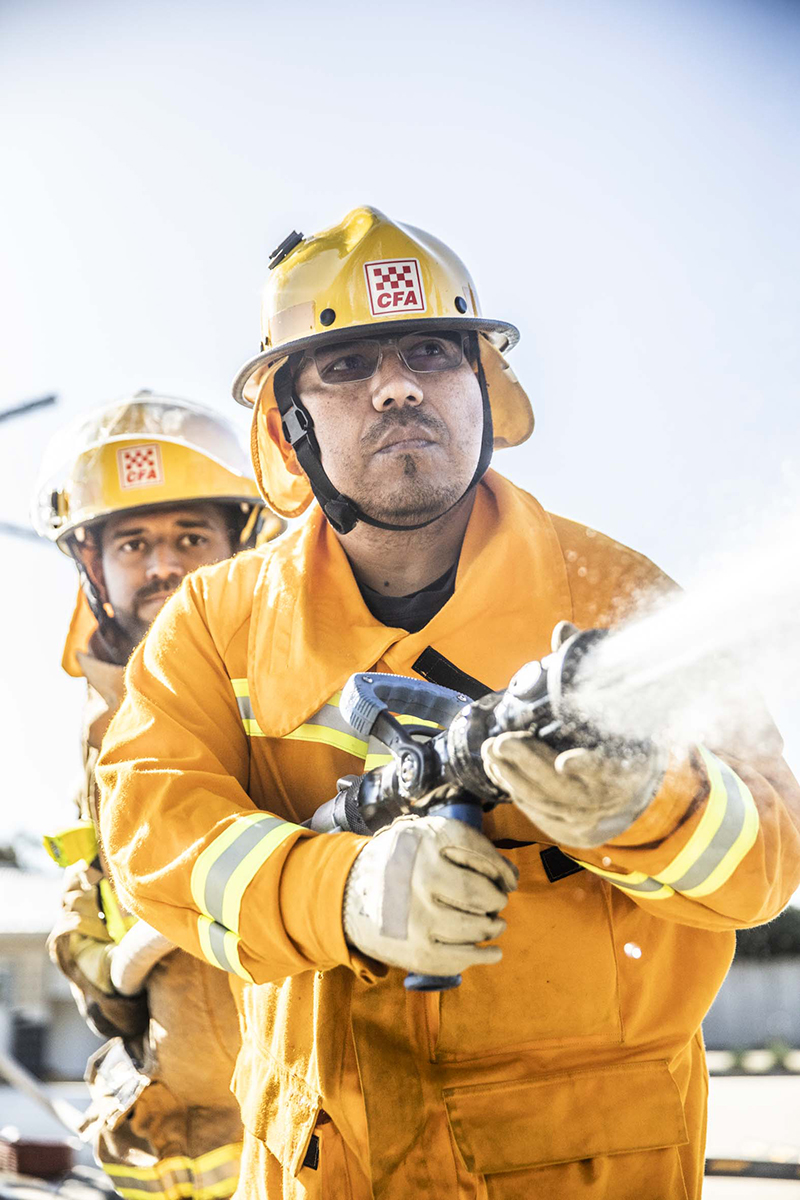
[265,407,304,478]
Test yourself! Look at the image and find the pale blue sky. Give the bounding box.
[1,0,799,844]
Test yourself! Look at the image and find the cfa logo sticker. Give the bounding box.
[364,258,426,317]
[117,444,164,490]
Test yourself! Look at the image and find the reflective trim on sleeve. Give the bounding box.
[101,1141,242,1200]
[574,747,760,902]
[664,747,759,897]
[573,859,675,900]
[197,916,254,982]
[190,811,300,977]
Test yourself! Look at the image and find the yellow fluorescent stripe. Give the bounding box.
[103,1157,192,1179]
[573,858,674,900]
[191,813,275,918]
[283,722,368,757]
[365,753,392,771]
[223,928,254,982]
[197,916,219,969]
[105,1147,240,1200]
[656,746,730,885]
[572,860,651,886]
[682,772,759,897]
[230,678,249,698]
[578,862,674,900]
[197,917,254,981]
[192,1144,243,1174]
[243,717,265,737]
[110,1188,192,1200]
[196,1177,240,1200]
[220,822,297,933]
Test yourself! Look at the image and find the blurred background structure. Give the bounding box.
[1,0,798,1183]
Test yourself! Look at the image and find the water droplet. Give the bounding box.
[624,942,642,959]
[602,856,612,867]
[577,566,588,577]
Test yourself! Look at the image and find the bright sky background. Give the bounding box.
[1,0,799,868]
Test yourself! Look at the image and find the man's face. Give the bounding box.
[292,332,485,525]
[96,504,232,644]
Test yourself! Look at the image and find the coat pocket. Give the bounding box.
[232,1037,321,1178]
[443,1059,688,1175]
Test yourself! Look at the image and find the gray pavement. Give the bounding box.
[705,1075,800,1197]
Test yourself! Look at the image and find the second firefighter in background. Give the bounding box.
[35,392,283,1200]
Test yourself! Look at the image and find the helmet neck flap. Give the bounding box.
[274,333,495,536]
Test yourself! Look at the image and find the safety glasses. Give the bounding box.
[305,331,466,386]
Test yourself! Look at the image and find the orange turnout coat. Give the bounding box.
[47,596,243,1200]
[97,471,800,1200]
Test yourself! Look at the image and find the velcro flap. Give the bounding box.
[443,1059,688,1174]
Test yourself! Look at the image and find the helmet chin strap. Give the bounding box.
[275,333,494,536]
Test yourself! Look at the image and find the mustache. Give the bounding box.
[361,409,447,452]
[133,575,183,608]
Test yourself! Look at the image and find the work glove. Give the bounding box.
[482,735,665,848]
[343,814,518,977]
[71,934,115,995]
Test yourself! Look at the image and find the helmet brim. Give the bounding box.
[232,316,519,408]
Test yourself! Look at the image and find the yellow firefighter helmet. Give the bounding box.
[33,390,271,551]
[231,206,534,523]
[34,391,284,672]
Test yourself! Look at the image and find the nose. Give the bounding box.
[145,540,183,582]
[370,347,424,413]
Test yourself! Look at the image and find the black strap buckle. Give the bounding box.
[282,404,310,447]
[302,1132,320,1170]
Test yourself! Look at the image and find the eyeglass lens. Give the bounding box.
[312,332,464,384]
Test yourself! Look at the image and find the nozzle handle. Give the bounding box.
[404,799,485,994]
[341,673,467,740]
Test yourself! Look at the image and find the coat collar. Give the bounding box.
[248,470,572,738]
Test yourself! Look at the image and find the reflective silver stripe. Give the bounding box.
[103,1144,240,1200]
[208,920,240,975]
[235,695,254,722]
[202,816,285,926]
[666,759,745,892]
[302,698,360,739]
[102,1164,192,1196]
[609,874,670,894]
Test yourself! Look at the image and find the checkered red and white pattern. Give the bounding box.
[364,258,426,317]
[117,443,164,490]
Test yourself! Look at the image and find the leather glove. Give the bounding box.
[71,934,115,995]
[343,814,518,976]
[482,735,665,847]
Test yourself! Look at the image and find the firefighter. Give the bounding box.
[97,212,800,1199]
[35,391,283,1200]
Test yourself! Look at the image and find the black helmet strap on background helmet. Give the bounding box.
[274,331,494,536]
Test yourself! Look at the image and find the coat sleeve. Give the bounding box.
[566,737,800,930]
[96,574,377,987]
[556,516,800,929]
